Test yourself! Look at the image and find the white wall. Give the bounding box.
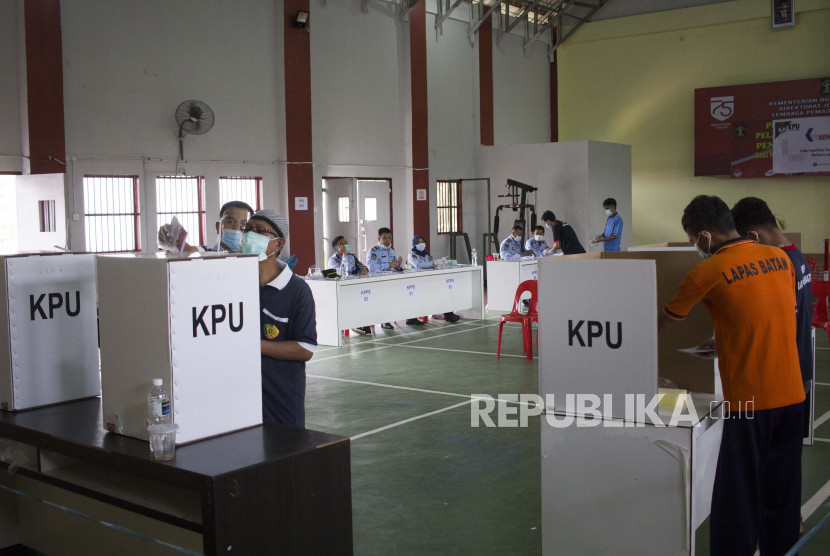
[15,173,67,251]
[475,141,631,252]
[0,0,22,173]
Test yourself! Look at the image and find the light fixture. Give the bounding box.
[293,10,309,28]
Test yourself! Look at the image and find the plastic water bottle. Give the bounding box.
[340,257,349,279]
[471,249,478,266]
[147,378,171,426]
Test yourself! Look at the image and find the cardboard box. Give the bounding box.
[0,253,100,411]
[538,251,716,420]
[97,253,262,444]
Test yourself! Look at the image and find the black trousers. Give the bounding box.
[710,402,803,556]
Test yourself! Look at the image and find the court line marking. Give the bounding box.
[815,382,830,387]
[387,343,532,359]
[814,437,830,443]
[802,478,830,521]
[349,400,473,441]
[307,345,395,364]
[306,374,473,399]
[813,410,830,431]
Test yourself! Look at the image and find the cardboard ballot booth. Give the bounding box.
[0,253,100,411]
[97,253,262,444]
[538,251,724,555]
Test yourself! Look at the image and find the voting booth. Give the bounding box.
[97,253,262,444]
[484,259,538,311]
[538,252,723,555]
[0,253,100,411]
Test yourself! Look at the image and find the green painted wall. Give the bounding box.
[558,0,830,252]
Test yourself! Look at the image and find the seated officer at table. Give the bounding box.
[407,235,461,324]
[368,227,402,329]
[240,209,317,428]
[499,225,533,260]
[524,225,549,257]
[328,236,372,336]
[328,236,369,277]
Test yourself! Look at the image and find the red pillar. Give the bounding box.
[283,0,315,269]
[24,0,66,175]
[550,28,558,143]
[410,1,430,249]
[478,15,494,146]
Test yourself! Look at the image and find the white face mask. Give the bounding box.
[605,209,613,217]
[415,243,426,252]
[513,235,522,242]
[695,232,713,260]
[534,235,544,242]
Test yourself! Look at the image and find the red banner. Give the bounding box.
[694,77,830,178]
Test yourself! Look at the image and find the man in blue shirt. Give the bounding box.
[524,225,549,257]
[367,227,402,329]
[593,198,623,252]
[499,225,533,260]
[240,209,317,428]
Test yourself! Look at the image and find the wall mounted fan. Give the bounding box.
[175,100,215,160]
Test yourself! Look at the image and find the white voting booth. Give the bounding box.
[0,253,100,411]
[484,259,537,312]
[538,253,723,555]
[97,253,262,444]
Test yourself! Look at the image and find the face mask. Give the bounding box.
[514,235,522,242]
[416,243,426,252]
[605,209,613,217]
[535,235,544,242]
[545,223,552,229]
[345,244,351,253]
[240,231,277,261]
[221,229,242,252]
[695,232,712,260]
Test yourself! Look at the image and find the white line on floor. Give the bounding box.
[813,410,830,431]
[307,344,395,364]
[802,478,830,521]
[814,437,830,443]
[306,374,472,399]
[389,343,532,359]
[389,322,502,346]
[349,400,473,441]
[815,382,830,387]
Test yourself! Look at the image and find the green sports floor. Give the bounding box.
[304,309,830,555]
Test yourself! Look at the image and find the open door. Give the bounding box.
[322,178,357,268]
[322,178,392,268]
[356,179,392,263]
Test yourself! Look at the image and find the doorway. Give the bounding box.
[322,178,392,267]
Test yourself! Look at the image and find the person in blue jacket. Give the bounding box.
[524,225,549,257]
[499,225,533,260]
[328,236,372,335]
[407,235,460,324]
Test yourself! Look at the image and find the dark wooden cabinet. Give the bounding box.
[0,398,353,555]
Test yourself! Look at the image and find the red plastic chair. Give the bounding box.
[806,256,816,271]
[812,279,830,345]
[497,280,539,361]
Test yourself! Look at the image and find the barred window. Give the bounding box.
[219,176,263,211]
[156,175,206,248]
[83,175,140,252]
[436,180,462,234]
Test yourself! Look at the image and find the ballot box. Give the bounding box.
[97,253,262,444]
[0,253,100,411]
[538,252,723,554]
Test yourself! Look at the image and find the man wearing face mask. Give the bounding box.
[158,201,254,253]
[368,227,402,329]
[541,210,586,255]
[328,236,371,336]
[240,209,317,428]
[658,195,804,556]
[592,198,623,252]
[499,225,533,260]
[524,226,550,257]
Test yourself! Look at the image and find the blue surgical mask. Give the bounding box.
[221,229,242,252]
[240,231,277,261]
[695,232,712,260]
[545,223,552,229]
[605,209,613,217]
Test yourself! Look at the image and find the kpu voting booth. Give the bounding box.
[0,253,100,411]
[96,252,263,444]
[538,251,724,555]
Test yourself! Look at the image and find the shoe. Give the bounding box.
[381,322,394,330]
[353,326,371,335]
[444,312,460,323]
[406,318,425,326]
